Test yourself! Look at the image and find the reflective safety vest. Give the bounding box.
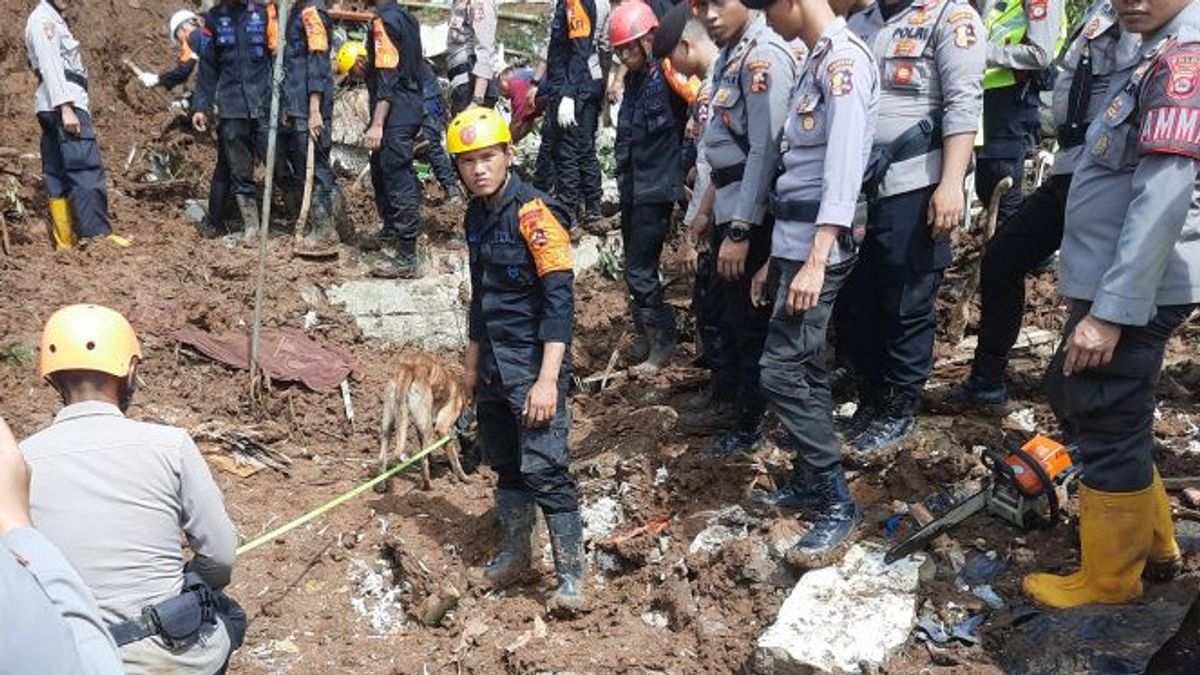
[983,0,1027,89]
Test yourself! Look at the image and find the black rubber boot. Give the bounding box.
[235,195,261,242]
[631,307,677,374]
[371,239,420,279]
[483,490,536,588]
[305,197,339,246]
[545,511,587,614]
[679,399,739,432]
[792,463,861,557]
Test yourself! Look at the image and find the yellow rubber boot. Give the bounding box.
[1022,483,1156,608]
[48,197,75,250]
[1146,468,1182,578]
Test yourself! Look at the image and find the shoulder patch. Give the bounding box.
[1029,0,1048,20]
[301,6,329,53]
[748,60,771,94]
[1138,105,1200,159]
[372,18,399,69]
[42,20,55,42]
[518,199,573,276]
[1166,52,1200,100]
[826,58,855,96]
[948,9,975,24]
[953,22,977,49]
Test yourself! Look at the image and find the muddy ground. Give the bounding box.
[3,2,1200,674]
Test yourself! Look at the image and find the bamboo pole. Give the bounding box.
[249,0,293,407]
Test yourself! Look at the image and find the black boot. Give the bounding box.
[679,398,738,432]
[706,423,765,457]
[483,490,536,588]
[748,438,822,512]
[545,511,587,614]
[792,463,861,557]
[852,392,916,455]
[235,195,261,242]
[838,399,881,443]
[631,307,677,374]
[371,239,420,279]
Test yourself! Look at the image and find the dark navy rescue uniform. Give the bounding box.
[418,62,460,191]
[544,0,605,210]
[468,175,579,514]
[195,0,276,199]
[615,59,689,333]
[366,0,424,244]
[280,0,336,218]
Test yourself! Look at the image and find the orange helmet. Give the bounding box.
[610,1,659,48]
[39,304,142,380]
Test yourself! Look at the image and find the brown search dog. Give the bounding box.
[378,352,471,490]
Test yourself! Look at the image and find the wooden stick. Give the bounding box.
[341,379,356,430]
[0,212,10,256]
[391,1,544,24]
[1163,477,1200,492]
[294,135,316,243]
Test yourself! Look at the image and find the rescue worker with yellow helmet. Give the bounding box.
[19,304,245,673]
[447,108,586,615]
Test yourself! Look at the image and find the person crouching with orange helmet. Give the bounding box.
[19,304,245,673]
[447,108,586,615]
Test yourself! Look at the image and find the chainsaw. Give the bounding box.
[885,435,1079,564]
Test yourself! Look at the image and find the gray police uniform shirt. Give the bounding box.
[25,0,89,113]
[773,18,878,263]
[1,527,124,675]
[448,0,499,85]
[684,64,717,225]
[1051,0,1140,175]
[982,0,1064,72]
[21,402,237,675]
[850,0,985,198]
[1060,0,1200,325]
[702,14,798,226]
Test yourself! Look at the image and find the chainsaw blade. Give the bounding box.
[885,490,988,564]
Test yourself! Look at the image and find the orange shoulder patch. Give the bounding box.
[267,3,279,52]
[372,18,399,69]
[518,199,573,276]
[301,6,329,52]
[566,0,592,40]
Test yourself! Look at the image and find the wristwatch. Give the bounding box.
[726,223,751,243]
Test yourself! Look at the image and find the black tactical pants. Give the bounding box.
[974,156,1026,228]
[621,202,673,325]
[973,173,1070,385]
[761,256,856,469]
[218,117,268,198]
[554,98,602,209]
[478,375,579,514]
[370,124,421,243]
[705,221,772,428]
[281,116,336,213]
[1045,302,1195,493]
[533,112,559,194]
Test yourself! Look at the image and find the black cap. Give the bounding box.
[652,2,692,59]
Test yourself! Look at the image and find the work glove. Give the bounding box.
[557,96,577,129]
[138,72,160,88]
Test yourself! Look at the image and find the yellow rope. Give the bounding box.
[236,434,454,556]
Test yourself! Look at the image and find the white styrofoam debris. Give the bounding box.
[754,544,924,674]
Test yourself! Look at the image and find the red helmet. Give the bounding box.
[610,1,659,48]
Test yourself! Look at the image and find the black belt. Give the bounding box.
[711,162,745,189]
[1056,122,1086,149]
[769,198,819,223]
[34,68,89,91]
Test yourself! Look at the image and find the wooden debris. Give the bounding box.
[191,421,294,476]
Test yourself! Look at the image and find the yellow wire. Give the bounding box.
[235,434,455,556]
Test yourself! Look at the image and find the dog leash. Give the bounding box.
[236,433,455,557]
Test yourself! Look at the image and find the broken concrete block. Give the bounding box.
[581,495,625,543]
[753,544,924,674]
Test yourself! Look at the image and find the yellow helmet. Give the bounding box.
[335,41,367,77]
[446,107,512,155]
[39,304,142,380]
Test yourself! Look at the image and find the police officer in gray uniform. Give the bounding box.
[743,0,878,557]
[840,0,984,455]
[447,0,499,113]
[25,0,118,248]
[1028,0,1200,609]
[692,0,798,456]
[934,0,1139,413]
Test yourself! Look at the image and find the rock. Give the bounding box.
[328,239,604,350]
[581,495,626,543]
[753,544,924,674]
[688,521,749,555]
[183,199,207,224]
[642,611,669,629]
[1182,487,1200,509]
